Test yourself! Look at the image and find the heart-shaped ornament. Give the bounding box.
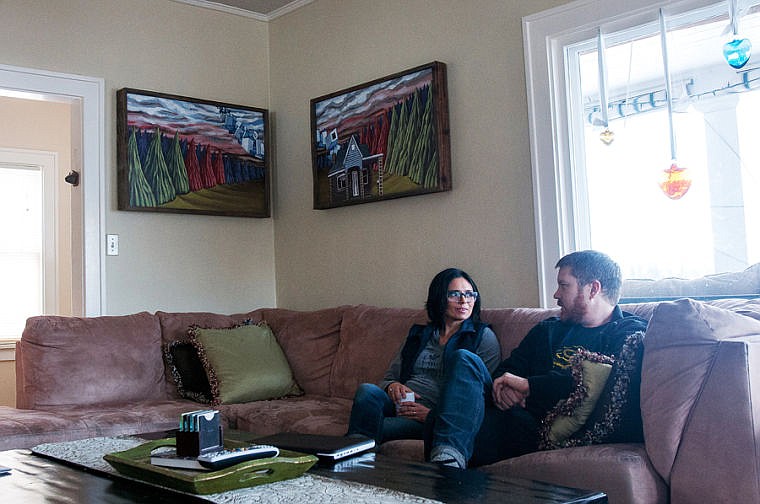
[599,129,615,145]
[723,38,752,69]
[660,163,692,200]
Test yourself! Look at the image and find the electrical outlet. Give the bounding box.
[106,234,119,256]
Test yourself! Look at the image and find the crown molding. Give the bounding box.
[169,0,313,21]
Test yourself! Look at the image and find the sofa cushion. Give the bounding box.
[330,305,427,400]
[641,298,760,485]
[260,307,346,396]
[481,307,559,358]
[17,313,164,408]
[190,323,302,406]
[0,406,92,450]
[222,395,354,437]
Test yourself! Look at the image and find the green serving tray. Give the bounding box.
[103,438,318,495]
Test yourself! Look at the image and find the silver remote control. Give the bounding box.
[196,444,279,469]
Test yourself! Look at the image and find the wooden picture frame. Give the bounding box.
[310,61,451,209]
[117,88,270,217]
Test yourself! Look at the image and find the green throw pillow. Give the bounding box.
[189,323,302,406]
[547,358,613,443]
[541,350,614,448]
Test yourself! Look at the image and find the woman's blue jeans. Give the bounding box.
[346,383,424,443]
[424,349,539,467]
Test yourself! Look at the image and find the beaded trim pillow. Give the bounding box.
[540,330,646,449]
[189,322,303,406]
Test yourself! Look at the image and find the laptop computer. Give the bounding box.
[250,432,375,461]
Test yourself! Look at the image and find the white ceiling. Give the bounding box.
[170,0,312,20]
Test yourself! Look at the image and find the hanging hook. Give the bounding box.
[64,170,79,186]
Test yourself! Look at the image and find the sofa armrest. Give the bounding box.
[17,313,165,409]
[668,337,760,503]
[641,299,760,503]
[481,444,667,504]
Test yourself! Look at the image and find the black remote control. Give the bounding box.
[197,444,279,469]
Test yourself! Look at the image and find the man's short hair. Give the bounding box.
[555,250,622,303]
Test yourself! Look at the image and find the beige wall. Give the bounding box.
[0,0,573,404]
[269,0,567,310]
[0,361,14,407]
[1,0,276,316]
[0,0,572,320]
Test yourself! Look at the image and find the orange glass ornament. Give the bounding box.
[660,162,692,200]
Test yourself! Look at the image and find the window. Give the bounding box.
[0,151,57,340]
[524,0,760,305]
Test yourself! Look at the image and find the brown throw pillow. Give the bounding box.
[165,340,213,403]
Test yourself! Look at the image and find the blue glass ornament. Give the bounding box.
[723,38,752,69]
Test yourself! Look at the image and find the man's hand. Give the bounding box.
[492,372,530,410]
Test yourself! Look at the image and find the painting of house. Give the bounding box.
[310,61,450,209]
[329,135,378,204]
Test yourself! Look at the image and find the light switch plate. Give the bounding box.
[106,234,119,256]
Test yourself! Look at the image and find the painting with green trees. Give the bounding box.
[117,88,270,217]
[310,62,450,209]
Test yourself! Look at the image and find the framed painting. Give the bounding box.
[310,61,451,209]
[117,88,270,217]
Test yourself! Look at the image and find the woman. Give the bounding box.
[346,268,501,443]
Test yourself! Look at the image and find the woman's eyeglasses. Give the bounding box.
[447,290,479,301]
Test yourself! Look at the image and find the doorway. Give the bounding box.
[0,64,105,319]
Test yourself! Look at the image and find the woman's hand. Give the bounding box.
[396,401,430,422]
[387,382,429,422]
[386,381,413,403]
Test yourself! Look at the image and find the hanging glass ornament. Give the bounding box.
[723,0,752,69]
[597,28,614,145]
[724,38,752,68]
[659,9,691,200]
[599,128,615,145]
[660,162,692,200]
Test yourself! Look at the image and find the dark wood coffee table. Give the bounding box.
[0,448,207,503]
[308,453,605,503]
[0,431,606,503]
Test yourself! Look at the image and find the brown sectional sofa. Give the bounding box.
[3,298,760,503]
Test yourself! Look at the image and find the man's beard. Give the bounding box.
[560,293,587,324]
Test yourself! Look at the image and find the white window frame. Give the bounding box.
[523,0,721,307]
[0,149,59,316]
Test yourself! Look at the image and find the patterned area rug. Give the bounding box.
[32,437,439,503]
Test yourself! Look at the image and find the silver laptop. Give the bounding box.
[250,432,375,461]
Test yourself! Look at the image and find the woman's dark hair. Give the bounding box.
[425,268,481,328]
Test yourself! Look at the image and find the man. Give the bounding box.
[425,250,648,469]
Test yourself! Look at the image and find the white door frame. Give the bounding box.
[0,64,105,316]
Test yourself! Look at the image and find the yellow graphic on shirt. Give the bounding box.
[554,346,584,370]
